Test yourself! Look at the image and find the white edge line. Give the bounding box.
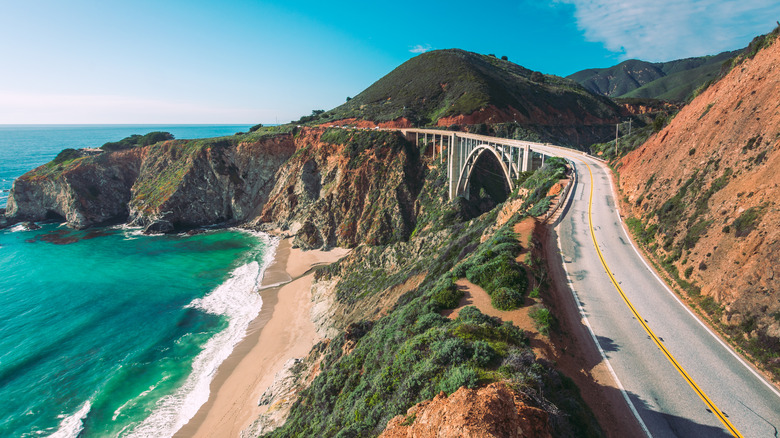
[553,158,653,438]
[592,158,780,401]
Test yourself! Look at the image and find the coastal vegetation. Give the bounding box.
[100,131,174,151]
[267,158,598,436]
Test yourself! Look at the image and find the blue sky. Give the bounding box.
[1,0,778,124]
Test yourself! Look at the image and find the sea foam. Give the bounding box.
[47,400,91,438]
[124,232,278,437]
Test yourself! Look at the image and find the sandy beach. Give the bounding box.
[174,238,350,438]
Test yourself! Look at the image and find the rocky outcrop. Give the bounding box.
[127,136,295,229]
[3,127,430,249]
[5,135,296,230]
[380,383,552,438]
[255,128,423,249]
[617,32,780,356]
[5,147,146,228]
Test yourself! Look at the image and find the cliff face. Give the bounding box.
[127,136,295,229]
[255,128,423,249]
[6,134,296,230]
[4,128,425,249]
[617,32,780,361]
[6,148,146,228]
[380,383,552,438]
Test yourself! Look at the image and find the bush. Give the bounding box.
[432,338,471,365]
[456,306,497,326]
[530,306,554,336]
[431,276,463,310]
[652,113,667,132]
[528,196,552,217]
[437,365,479,394]
[471,340,499,367]
[733,207,762,237]
[491,287,524,310]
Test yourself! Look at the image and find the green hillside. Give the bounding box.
[568,59,665,97]
[318,49,620,127]
[569,50,740,101]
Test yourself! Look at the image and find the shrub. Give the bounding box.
[432,338,471,365]
[652,113,667,132]
[456,306,497,326]
[471,340,499,367]
[431,277,463,310]
[491,287,524,310]
[530,306,554,336]
[437,365,479,394]
[528,196,552,217]
[733,207,762,237]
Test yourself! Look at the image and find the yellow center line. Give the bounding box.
[578,158,743,438]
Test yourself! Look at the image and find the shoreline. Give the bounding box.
[174,238,349,437]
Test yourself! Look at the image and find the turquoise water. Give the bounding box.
[0,125,273,437]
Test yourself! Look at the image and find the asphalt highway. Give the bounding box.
[537,147,780,438]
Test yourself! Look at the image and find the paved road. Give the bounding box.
[536,147,780,438]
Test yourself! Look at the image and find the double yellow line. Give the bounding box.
[579,159,743,438]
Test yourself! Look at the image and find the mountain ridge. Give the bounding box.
[568,49,740,101]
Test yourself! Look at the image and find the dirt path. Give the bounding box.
[446,213,645,438]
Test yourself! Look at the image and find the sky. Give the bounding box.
[1,0,778,124]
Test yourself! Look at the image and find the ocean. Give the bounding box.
[0,125,276,437]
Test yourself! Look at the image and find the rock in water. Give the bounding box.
[144,220,174,234]
[21,221,41,231]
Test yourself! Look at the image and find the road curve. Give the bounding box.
[535,146,780,438]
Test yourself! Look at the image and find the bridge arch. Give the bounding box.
[454,144,514,199]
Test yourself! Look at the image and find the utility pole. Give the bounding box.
[628,119,632,136]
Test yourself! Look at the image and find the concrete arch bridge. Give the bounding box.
[399,129,566,200]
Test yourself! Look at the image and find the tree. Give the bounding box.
[501,55,508,61]
[530,71,544,83]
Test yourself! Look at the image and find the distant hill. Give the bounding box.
[568,50,740,101]
[311,49,623,147]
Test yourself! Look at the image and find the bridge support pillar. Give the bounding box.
[448,134,458,200]
[522,145,531,172]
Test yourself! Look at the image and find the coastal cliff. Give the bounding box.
[255,128,422,249]
[5,133,296,231]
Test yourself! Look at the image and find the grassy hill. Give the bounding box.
[306,49,622,147]
[315,50,616,123]
[569,50,740,102]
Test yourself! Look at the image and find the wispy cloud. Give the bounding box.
[410,44,433,54]
[555,0,780,61]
